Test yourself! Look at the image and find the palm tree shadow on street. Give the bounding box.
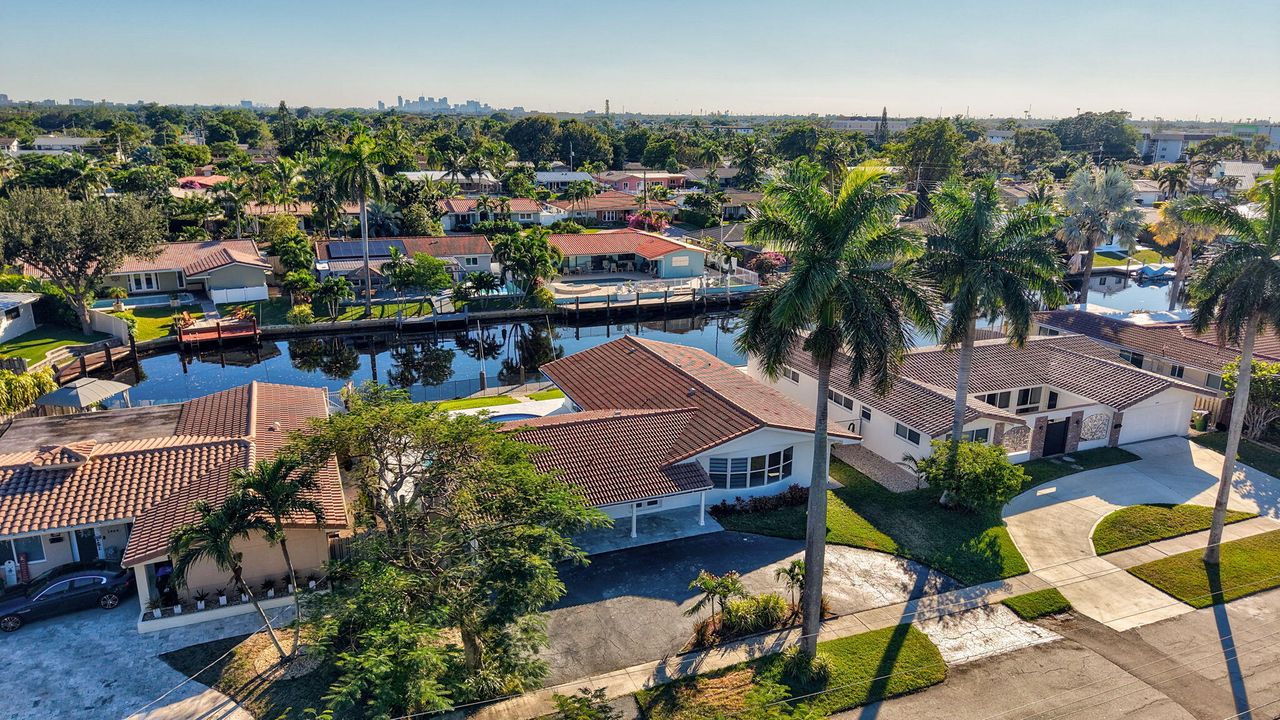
[856,569,931,719]
[1208,561,1253,719]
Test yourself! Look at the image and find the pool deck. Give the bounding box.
[447,397,570,419]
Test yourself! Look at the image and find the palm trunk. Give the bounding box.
[234,565,288,661]
[1168,242,1191,312]
[360,195,372,317]
[1077,244,1098,306]
[278,533,302,657]
[944,318,977,504]
[1205,320,1256,564]
[800,355,833,656]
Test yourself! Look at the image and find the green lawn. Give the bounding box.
[1001,589,1072,620]
[635,625,946,719]
[1093,503,1257,555]
[219,298,438,325]
[434,396,520,411]
[1019,447,1141,491]
[218,298,292,326]
[1092,249,1169,267]
[0,325,110,364]
[112,305,203,342]
[1192,432,1280,478]
[527,388,566,401]
[716,460,1026,585]
[1128,529,1280,608]
[161,633,334,720]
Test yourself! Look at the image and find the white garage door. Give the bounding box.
[209,285,269,304]
[1119,393,1193,444]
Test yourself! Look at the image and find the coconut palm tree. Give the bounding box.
[735,160,938,655]
[366,201,402,237]
[734,135,771,190]
[169,494,288,661]
[234,456,325,657]
[314,275,355,318]
[1058,166,1144,305]
[267,157,302,211]
[1151,199,1219,311]
[330,132,387,316]
[1182,168,1280,564]
[683,570,748,621]
[212,177,249,238]
[492,227,563,299]
[65,154,110,201]
[923,177,1063,487]
[1156,164,1189,200]
[774,559,805,609]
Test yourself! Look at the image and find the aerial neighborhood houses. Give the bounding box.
[314,235,494,290]
[104,239,272,303]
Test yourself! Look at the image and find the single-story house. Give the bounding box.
[401,170,502,195]
[754,333,1210,465]
[0,137,19,155]
[436,198,563,232]
[682,166,744,188]
[1213,161,1267,191]
[176,175,229,190]
[516,335,857,543]
[550,230,707,279]
[30,135,100,153]
[0,293,40,345]
[1131,178,1163,206]
[315,235,495,290]
[535,171,595,192]
[0,382,348,630]
[593,170,687,195]
[548,190,677,225]
[102,239,271,304]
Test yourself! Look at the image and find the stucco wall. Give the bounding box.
[160,527,330,597]
[656,250,706,279]
[201,264,269,291]
[103,271,185,294]
[0,302,37,344]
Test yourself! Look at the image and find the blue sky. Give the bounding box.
[3,0,1276,120]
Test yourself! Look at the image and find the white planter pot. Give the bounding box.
[287,584,295,594]
[151,609,161,619]
[240,594,249,603]
[173,605,182,615]
[196,601,206,611]
[308,580,317,589]
[266,589,275,598]
[218,596,227,606]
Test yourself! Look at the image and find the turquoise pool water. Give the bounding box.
[92,293,196,309]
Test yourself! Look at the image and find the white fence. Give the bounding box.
[209,286,269,304]
[89,309,132,342]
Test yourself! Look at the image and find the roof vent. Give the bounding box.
[687,387,697,397]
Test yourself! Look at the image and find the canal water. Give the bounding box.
[1072,272,1185,314]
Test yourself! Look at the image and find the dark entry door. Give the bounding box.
[1043,419,1069,456]
[74,529,98,562]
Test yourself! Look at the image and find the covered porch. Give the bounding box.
[574,496,722,556]
[1,522,132,586]
[560,253,656,276]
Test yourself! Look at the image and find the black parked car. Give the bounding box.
[0,561,134,632]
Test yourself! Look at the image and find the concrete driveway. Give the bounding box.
[1003,437,1280,630]
[0,594,279,720]
[542,531,956,684]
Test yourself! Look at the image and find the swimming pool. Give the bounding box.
[92,292,196,309]
[489,413,540,422]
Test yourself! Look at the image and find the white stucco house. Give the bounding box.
[752,334,1209,466]
[0,293,40,345]
[510,335,857,546]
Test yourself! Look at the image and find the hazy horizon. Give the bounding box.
[4,0,1277,121]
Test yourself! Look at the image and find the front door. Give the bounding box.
[74,529,98,562]
[1043,419,1069,457]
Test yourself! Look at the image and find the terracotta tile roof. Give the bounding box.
[0,382,347,567]
[501,409,711,506]
[1033,310,1280,372]
[114,239,263,275]
[549,190,677,213]
[436,197,545,214]
[549,230,705,260]
[176,175,229,189]
[317,235,493,260]
[542,336,857,464]
[181,247,271,277]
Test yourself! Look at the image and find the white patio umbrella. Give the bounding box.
[36,378,133,409]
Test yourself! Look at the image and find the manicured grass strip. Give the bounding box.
[1092,249,1168,267]
[0,325,110,364]
[1001,588,1072,620]
[434,395,520,411]
[1019,447,1140,491]
[717,461,1027,585]
[527,388,566,401]
[634,625,945,719]
[1093,503,1257,555]
[1128,529,1280,609]
[1192,431,1280,479]
[113,305,203,341]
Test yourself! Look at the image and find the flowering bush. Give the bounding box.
[628,210,669,232]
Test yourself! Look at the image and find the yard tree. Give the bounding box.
[1058,166,1144,305]
[0,188,166,334]
[736,160,938,656]
[885,119,966,217]
[1151,199,1218,311]
[556,119,612,168]
[1012,128,1062,168]
[772,124,820,161]
[492,227,563,300]
[1049,110,1140,160]
[291,383,607,701]
[923,177,1063,492]
[1183,168,1280,564]
[505,115,559,163]
[1222,359,1280,441]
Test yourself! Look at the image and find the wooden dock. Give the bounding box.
[53,343,135,384]
[176,318,260,346]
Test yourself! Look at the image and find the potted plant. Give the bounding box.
[172,601,183,615]
[282,574,294,594]
[146,598,163,619]
[107,286,129,312]
[262,578,276,598]
[193,590,210,611]
[216,587,228,606]
[239,587,249,604]
[306,573,319,590]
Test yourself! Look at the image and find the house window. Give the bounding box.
[1119,350,1145,369]
[860,406,872,422]
[12,536,45,563]
[175,272,186,290]
[895,423,921,445]
[1047,391,1059,410]
[3,306,20,321]
[464,257,479,266]
[980,391,1011,409]
[1016,387,1042,414]
[781,366,800,383]
[946,428,991,443]
[127,273,157,292]
[633,499,661,510]
[709,447,794,489]
[1038,327,1060,336]
[1170,364,1185,379]
[1207,374,1223,390]
[518,213,533,221]
[825,389,854,411]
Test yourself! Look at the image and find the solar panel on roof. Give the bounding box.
[327,239,405,259]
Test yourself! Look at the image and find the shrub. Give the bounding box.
[547,219,586,234]
[722,593,787,636]
[918,440,1028,511]
[285,304,315,326]
[709,484,808,518]
[0,368,57,414]
[527,286,556,309]
[551,688,621,720]
[471,219,523,236]
[780,646,833,685]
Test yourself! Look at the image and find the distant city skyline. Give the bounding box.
[2,0,1277,120]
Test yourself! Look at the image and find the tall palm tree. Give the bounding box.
[924,177,1063,484]
[1058,166,1143,305]
[736,160,938,655]
[1156,164,1189,200]
[169,494,288,661]
[734,135,771,190]
[212,177,249,238]
[314,274,355,318]
[1151,199,1218,311]
[65,154,110,200]
[492,227,563,299]
[267,157,302,211]
[234,457,325,657]
[330,132,387,316]
[1183,168,1280,564]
